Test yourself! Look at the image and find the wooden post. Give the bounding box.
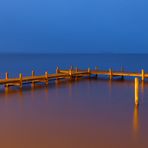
[135,78,139,106]
[19,73,22,88]
[32,70,35,87]
[76,67,78,72]
[56,66,59,74]
[141,69,145,81]
[5,72,9,87]
[56,67,60,81]
[32,70,35,77]
[88,67,91,78]
[70,65,73,70]
[45,71,48,85]
[5,72,8,80]
[69,69,72,80]
[75,67,78,80]
[88,67,91,73]
[109,68,113,80]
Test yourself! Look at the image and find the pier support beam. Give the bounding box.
[135,78,139,106]
[109,68,113,80]
[141,69,145,81]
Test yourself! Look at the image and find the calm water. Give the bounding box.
[0,54,148,148]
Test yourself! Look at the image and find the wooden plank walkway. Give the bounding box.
[0,67,147,89]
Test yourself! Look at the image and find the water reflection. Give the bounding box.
[4,86,9,95]
[44,86,49,102]
[133,105,139,136]
[4,86,9,104]
[108,79,112,96]
[141,81,144,93]
[31,81,35,89]
[68,81,72,97]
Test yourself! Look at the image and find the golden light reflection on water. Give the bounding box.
[133,105,139,137]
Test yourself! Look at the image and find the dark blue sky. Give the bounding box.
[0,0,148,53]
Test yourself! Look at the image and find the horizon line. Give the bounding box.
[0,52,148,54]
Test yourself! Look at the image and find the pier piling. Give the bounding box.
[135,78,139,106]
[32,70,35,87]
[75,67,78,80]
[76,67,78,72]
[5,72,9,87]
[109,68,113,80]
[88,67,91,78]
[5,72,8,80]
[141,69,145,81]
[19,73,22,88]
[56,67,60,74]
[69,69,72,80]
[32,70,35,77]
[45,71,48,85]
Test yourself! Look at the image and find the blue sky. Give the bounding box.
[0,0,148,53]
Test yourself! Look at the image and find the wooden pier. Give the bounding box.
[0,67,147,89]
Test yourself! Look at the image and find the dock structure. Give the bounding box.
[0,67,147,89]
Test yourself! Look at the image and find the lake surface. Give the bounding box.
[0,54,148,148]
